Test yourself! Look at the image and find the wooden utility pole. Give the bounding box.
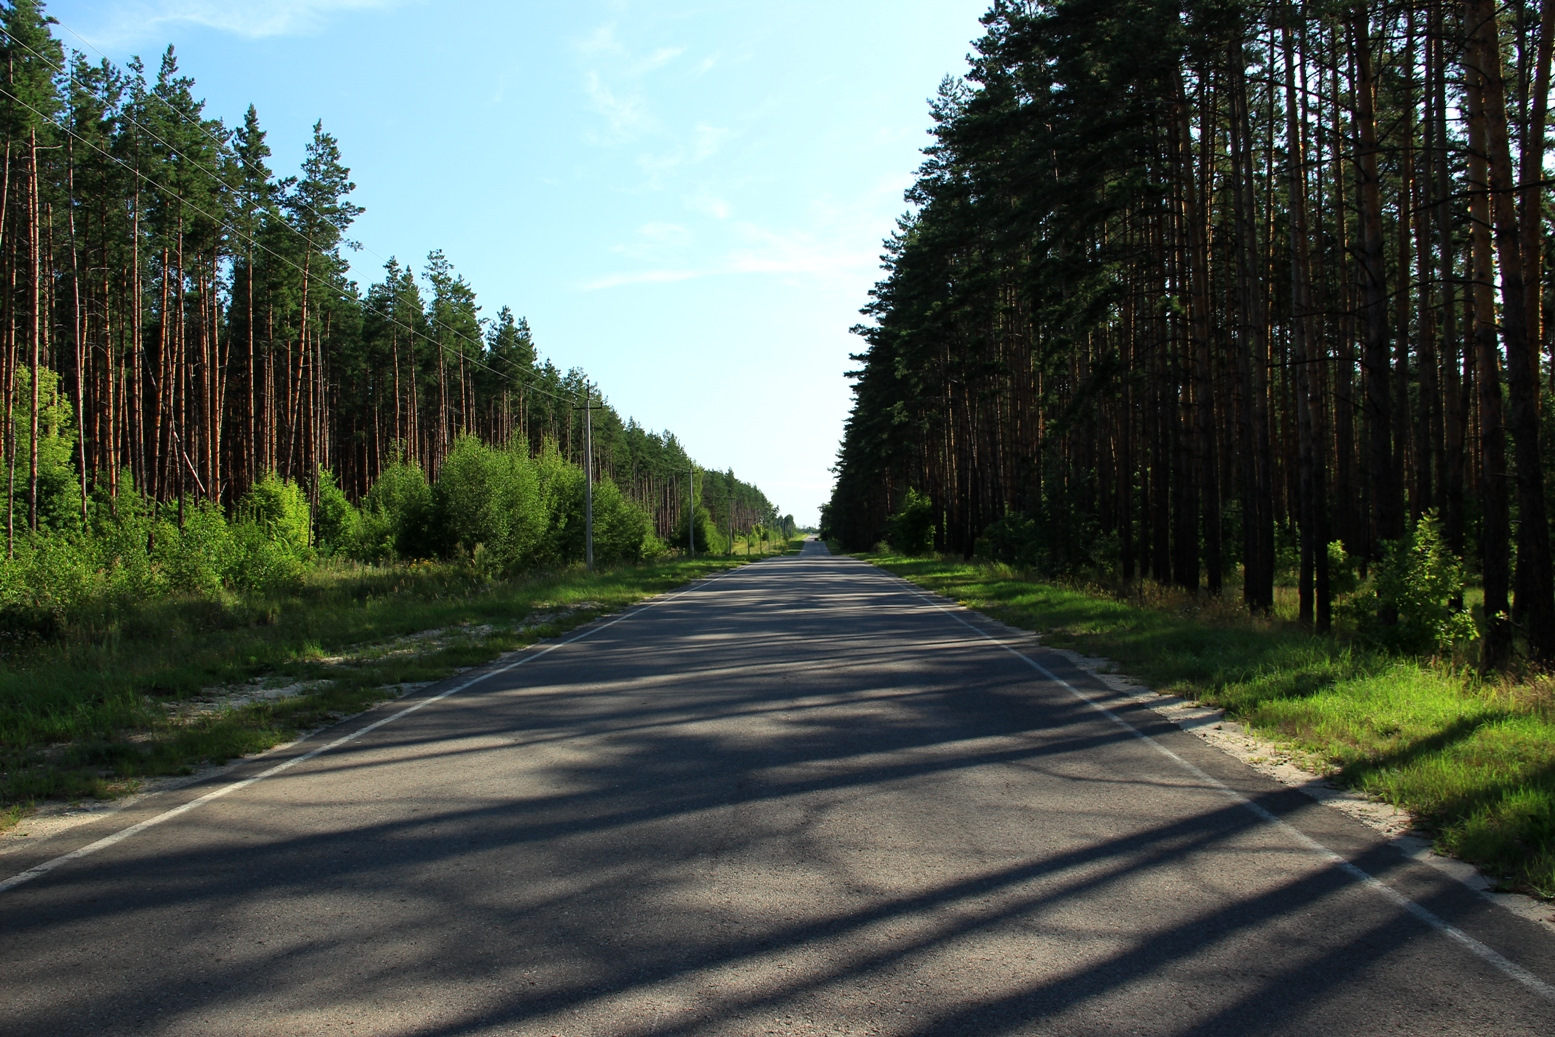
[583,383,594,573]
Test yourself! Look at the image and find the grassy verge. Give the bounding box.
[722,534,804,557]
[864,552,1555,899]
[0,556,746,816]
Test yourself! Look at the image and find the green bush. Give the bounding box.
[7,365,85,532]
[1327,540,1360,598]
[674,503,726,555]
[314,468,361,556]
[1337,513,1476,654]
[87,480,162,601]
[228,474,313,592]
[238,473,312,556]
[154,501,235,596]
[976,511,1040,568]
[360,458,435,560]
[435,436,544,573]
[228,520,306,592]
[534,443,584,566]
[886,488,936,556]
[592,477,654,564]
[1,528,96,623]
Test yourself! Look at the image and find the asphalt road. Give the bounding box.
[3,541,1553,1036]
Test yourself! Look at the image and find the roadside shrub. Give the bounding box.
[529,443,656,566]
[534,443,584,566]
[228,520,306,592]
[2,528,95,619]
[1337,513,1475,654]
[154,500,236,595]
[226,474,313,591]
[595,479,653,563]
[976,511,1040,568]
[1327,540,1360,598]
[674,503,726,555]
[360,459,435,560]
[314,467,361,556]
[88,480,162,601]
[238,473,312,556]
[435,436,544,572]
[8,365,85,532]
[886,488,936,555]
[974,505,1109,578]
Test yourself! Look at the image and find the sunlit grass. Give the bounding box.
[866,552,1555,899]
[722,532,801,557]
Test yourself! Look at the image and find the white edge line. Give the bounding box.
[895,578,1555,1006]
[0,568,739,896]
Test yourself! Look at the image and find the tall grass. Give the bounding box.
[869,554,1555,899]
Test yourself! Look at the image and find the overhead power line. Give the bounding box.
[0,28,593,412]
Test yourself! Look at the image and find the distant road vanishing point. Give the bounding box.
[3,540,1553,1035]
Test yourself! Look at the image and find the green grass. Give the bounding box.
[725,533,800,557]
[0,555,746,813]
[864,553,1555,899]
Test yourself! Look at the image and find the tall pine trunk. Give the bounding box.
[1465,0,1555,661]
[1465,39,1514,670]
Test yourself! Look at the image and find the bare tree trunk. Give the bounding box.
[1229,41,1274,611]
[1464,35,1514,670]
[1285,23,1330,631]
[67,135,87,526]
[1466,0,1555,661]
[1350,11,1403,560]
[1520,0,1555,383]
[1,138,13,556]
[1179,72,1219,595]
[28,129,40,532]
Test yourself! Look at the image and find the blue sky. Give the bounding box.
[46,0,991,525]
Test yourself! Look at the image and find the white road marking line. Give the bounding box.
[0,570,735,896]
[892,577,1555,1005]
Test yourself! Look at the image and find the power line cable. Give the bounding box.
[0,27,593,411]
[35,18,560,401]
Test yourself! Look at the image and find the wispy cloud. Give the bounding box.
[583,218,879,293]
[575,20,694,147]
[637,222,691,246]
[582,268,701,291]
[577,23,684,74]
[61,0,411,45]
[584,70,655,139]
[686,192,732,221]
[633,45,686,76]
[637,122,729,177]
[609,221,693,262]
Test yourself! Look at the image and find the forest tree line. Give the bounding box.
[826,0,1555,665]
[0,0,787,581]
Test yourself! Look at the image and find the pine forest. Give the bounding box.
[0,0,791,621]
[828,0,1555,668]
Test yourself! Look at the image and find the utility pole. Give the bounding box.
[687,467,695,559]
[583,383,594,573]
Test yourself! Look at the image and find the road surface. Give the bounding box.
[2,541,1553,1035]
